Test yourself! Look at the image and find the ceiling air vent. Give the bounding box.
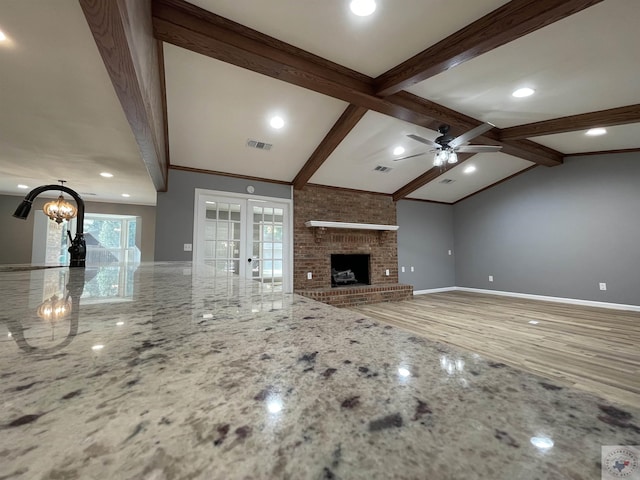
[439,178,455,184]
[247,139,273,151]
[373,165,393,173]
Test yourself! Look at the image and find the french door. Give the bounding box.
[193,189,291,292]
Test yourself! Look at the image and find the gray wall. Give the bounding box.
[453,153,640,305]
[397,200,455,290]
[1,194,34,264]
[2,194,156,264]
[155,169,292,260]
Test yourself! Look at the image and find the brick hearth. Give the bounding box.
[294,185,412,307]
[300,284,413,307]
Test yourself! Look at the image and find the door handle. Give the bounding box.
[247,258,252,263]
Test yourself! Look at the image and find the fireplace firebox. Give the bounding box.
[330,254,370,287]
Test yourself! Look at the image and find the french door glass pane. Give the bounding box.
[203,201,242,275]
[250,204,284,288]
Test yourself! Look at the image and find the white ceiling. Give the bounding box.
[164,44,348,181]
[409,153,533,203]
[1,0,639,207]
[406,0,640,131]
[310,111,441,193]
[188,0,511,77]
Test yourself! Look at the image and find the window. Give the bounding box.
[43,214,140,265]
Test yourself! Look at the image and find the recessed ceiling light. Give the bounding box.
[91,344,104,351]
[463,165,476,174]
[393,146,405,156]
[100,172,113,178]
[17,184,29,189]
[0,30,6,42]
[269,116,285,129]
[350,0,376,16]
[586,128,607,136]
[512,87,535,98]
[121,193,130,198]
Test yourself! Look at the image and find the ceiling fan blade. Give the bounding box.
[449,123,496,148]
[407,134,439,149]
[393,152,426,161]
[455,145,502,153]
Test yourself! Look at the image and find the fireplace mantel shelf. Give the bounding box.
[305,220,399,231]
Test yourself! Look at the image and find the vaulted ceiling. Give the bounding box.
[1,0,639,205]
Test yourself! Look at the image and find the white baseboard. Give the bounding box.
[458,287,640,312]
[413,286,640,312]
[413,287,457,295]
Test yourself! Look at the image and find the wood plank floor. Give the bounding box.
[350,291,640,407]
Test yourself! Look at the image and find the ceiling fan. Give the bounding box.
[395,123,501,167]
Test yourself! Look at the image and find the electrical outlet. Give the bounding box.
[410,266,414,272]
[184,243,192,251]
[599,282,607,291]
[307,272,313,280]
[401,266,405,273]
[385,269,390,276]
[489,275,494,282]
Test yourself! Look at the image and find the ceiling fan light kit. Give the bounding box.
[404,123,502,168]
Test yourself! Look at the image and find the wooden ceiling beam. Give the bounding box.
[374,0,605,97]
[152,0,562,167]
[80,0,169,191]
[501,104,640,140]
[153,0,377,100]
[292,105,368,190]
[392,154,475,202]
[152,14,439,126]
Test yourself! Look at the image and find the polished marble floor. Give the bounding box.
[1,263,639,479]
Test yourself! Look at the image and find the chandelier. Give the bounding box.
[36,294,73,322]
[42,180,77,224]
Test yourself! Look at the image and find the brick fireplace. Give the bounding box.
[294,185,412,307]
